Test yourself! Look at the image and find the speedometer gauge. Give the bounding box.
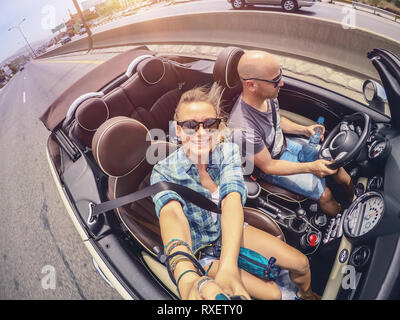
[344,192,384,239]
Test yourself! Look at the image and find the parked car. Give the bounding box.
[60,36,72,45]
[228,0,316,12]
[40,45,400,300]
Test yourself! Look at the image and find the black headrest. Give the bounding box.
[213,47,244,89]
[137,57,166,85]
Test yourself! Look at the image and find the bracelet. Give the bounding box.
[169,255,191,273]
[165,251,206,286]
[197,276,215,295]
[164,239,192,256]
[176,269,200,290]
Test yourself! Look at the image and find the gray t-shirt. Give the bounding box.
[228,96,285,159]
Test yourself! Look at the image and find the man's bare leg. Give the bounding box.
[332,167,355,202]
[318,187,341,217]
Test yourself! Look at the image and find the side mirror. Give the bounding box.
[362,80,387,113]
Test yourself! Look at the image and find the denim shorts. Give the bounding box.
[260,137,326,201]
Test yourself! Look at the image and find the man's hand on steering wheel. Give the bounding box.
[318,113,371,170]
[309,159,338,178]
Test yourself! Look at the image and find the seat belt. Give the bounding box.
[90,181,221,219]
[268,99,287,159]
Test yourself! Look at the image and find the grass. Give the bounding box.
[357,0,400,14]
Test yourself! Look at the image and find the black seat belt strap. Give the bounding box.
[268,99,287,159]
[90,181,221,218]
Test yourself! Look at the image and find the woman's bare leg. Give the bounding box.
[206,260,282,300]
[240,225,319,300]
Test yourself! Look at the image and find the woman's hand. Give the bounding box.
[179,275,231,300]
[214,265,251,300]
[304,124,325,141]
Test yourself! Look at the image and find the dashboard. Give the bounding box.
[322,121,400,299]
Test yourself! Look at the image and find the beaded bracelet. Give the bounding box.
[164,239,192,256]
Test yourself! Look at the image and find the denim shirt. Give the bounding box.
[150,142,247,253]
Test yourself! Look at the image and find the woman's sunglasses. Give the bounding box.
[176,118,222,135]
[241,68,283,88]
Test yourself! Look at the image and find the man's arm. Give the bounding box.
[253,145,337,177]
[280,116,308,136]
[281,116,326,141]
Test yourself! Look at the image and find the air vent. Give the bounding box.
[350,246,371,269]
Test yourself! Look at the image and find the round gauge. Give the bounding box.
[344,192,384,238]
[368,139,388,160]
[366,176,384,191]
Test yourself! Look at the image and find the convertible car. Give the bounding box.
[40,45,400,300]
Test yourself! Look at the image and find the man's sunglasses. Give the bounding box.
[176,118,222,135]
[241,68,283,88]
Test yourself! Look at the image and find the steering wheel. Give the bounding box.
[319,112,371,170]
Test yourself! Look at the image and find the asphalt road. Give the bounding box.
[0,53,121,299]
[89,0,400,41]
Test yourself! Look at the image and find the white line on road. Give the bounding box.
[23,91,26,104]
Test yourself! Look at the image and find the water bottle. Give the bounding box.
[168,120,180,144]
[298,116,325,162]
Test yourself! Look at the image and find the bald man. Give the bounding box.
[228,51,354,217]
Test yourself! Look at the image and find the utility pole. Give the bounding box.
[72,0,93,50]
[8,18,36,59]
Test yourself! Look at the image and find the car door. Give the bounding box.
[277,75,389,134]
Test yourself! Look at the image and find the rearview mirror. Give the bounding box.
[362,80,387,113]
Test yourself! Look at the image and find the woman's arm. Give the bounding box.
[159,200,227,300]
[213,191,250,299]
[219,192,244,268]
[212,143,251,298]
[159,200,198,298]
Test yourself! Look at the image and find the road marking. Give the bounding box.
[23,91,26,104]
[38,60,104,65]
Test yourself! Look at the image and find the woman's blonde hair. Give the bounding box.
[174,84,229,142]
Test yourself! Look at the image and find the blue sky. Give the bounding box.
[0,0,85,63]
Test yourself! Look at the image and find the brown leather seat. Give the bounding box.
[92,116,285,257]
[74,56,183,148]
[214,46,307,203]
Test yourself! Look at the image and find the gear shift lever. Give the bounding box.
[295,208,307,219]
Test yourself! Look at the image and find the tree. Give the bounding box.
[7,63,19,74]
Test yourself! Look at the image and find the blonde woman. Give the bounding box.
[151,85,319,300]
